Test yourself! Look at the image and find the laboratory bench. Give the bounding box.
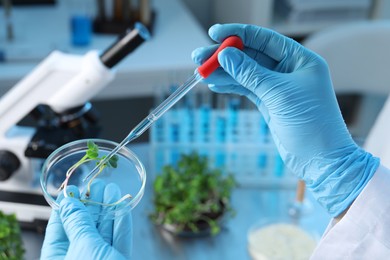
[22,143,331,260]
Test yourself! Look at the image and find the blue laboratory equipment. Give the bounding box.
[226,97,240,144]
[150,89,297,188]
[196,90,212,151]
[151,85,166,144]
[259,116,270,143]
[71,15,92,46]
[214,95,227,168]
[67,0,94,46]
[151,85,167,172]
[274,154,285,177]
[179,92,195,144]
[258,116,270,172]
[215,95,227,144]
[258,153,267,170]
[225,97,241,175]
[167,84,181,165]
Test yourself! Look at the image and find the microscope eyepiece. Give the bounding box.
[100,22,151,68]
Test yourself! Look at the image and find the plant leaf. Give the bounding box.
[86,141,99,159]
[86,150,99,159]
[87,140,97,151]
[108,155,119,168]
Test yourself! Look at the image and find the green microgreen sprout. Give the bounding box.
[58,140,132,206]
[0,211,25,258]
[150,152,236,236]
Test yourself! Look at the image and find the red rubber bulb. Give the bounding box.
[197,36,244,79]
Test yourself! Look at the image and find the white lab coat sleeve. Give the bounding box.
[310,164,390,259]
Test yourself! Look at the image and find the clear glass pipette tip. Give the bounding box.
[83,72,203,182]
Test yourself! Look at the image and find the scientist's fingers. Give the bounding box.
[208,82,251,96]
[83,179,106,224]
[193,44,277,72]
[210,83,260,105]
[60,197,132,260]
[200,68,238,85]
[191,45,219,65]
[97,183,121,245]
[41,186,80,258]
[208,23,303,63]
[192,46,236,86]
[45,185,80,240]
[112,208,133,259]
[59,197,102,242]
[218,48,277,99]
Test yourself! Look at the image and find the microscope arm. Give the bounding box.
[0,22,150,138]
[0,50,113,137]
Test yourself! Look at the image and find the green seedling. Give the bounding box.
[0,211,25,259]
[58,140,132,206]
[150,152,236,236]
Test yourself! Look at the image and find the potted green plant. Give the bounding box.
[150,152,236,236]
[0,211,25,259]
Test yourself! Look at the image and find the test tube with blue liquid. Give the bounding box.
[257,115,270,175]
[67,0,94,46]
[151,85,166,143]
[179,89,196,144]
[151,85,167,174]
[241,97,259,176]
[167,84,181,165]
[214,94,227,168]
[226,96,241,174]
[274,153,285,178]
[226,96,240,143]
[196,90,212,144]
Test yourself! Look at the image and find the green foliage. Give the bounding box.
[86,140,99,159]
[0,211,24,259]
[102,155,119,169]
[60,140,122,202]
[86,140,119,168]
[151,152,236,236]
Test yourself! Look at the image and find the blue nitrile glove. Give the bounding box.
[192,23,380,217]
[41,180,132,259]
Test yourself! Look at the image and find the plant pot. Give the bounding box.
[159,200,227,237]
[161,216,225,237]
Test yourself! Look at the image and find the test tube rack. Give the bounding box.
[150,86,297,188]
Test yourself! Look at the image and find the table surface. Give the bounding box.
[23,143,330,260]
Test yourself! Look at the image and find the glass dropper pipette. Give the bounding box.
[83,36,243,182]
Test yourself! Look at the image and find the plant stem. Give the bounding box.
[81,193,132,207]
[60,157,133,206]
[58,155,92,192]
[85,163,105,197]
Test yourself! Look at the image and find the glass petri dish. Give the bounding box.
[40,138,146,219]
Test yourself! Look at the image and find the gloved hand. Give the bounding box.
[192,23,380,217]
[41,180,132,259]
